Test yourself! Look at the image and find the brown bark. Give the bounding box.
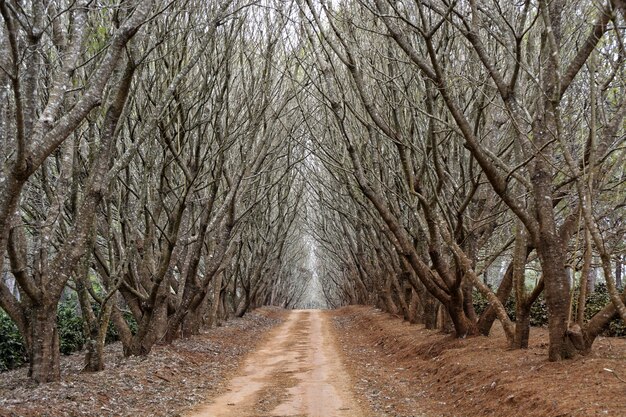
[578,289,626,353]
[0,2,152,382]
[207,272,225,328]
[26,303,61,382]
[514,310,531,349]
[477,264,514,335]
[617,257,623,289]
[577,230,593,326]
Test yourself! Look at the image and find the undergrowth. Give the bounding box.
[1,297,137,372]
[473,283,625,336]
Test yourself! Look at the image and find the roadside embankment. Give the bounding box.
[331,306,626,417]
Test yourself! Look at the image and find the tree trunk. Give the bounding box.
[478,263,514,335]
[83,302,113,372]
[207,272,224,328]
[513,307,531,349]
[110,304,134,356]
[181,311,202,337]
[577,230,593,325]
[577,289,626,354]
[27,304,61,383]
[395,282,411,322]
[512,226,530,349]
[83,316,101,372]
[218,288,228,325]
[127,298,168,356]
[84,325,106,372]
[84,342,104,372]
[437,304,454,333]
[382,275,399,315]
[446,290,478,338]
[462,278,477,322]
[422,291,439,330]
[616,256,622,289]
[235,290,250,318]
[181,288,211,337]
[408,288,421,324]
[538,243,574,360]
[588,268,597,293]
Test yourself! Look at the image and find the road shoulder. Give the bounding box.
[331,306,626,417]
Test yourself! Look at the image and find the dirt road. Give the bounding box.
[189,309,367,417]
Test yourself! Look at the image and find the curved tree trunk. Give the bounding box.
[446,289,479,338]
[477,264,514,335]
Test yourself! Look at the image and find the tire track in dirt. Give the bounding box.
[188,309,367,417]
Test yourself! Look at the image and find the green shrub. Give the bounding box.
[1,298,91,371]
[472,283,625,336]
[472,288,491,316]
[102,308,138,342]
[0,309,27,372]
[1,297,137,372]
[57,299,140,353]
[583,283,626,337]
[57,299,85,355]
[472,288,519,321]
[529,295,549,327]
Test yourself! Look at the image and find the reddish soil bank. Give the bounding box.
[331,306,626,417]
[0,308,285,417]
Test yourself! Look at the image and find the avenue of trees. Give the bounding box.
[0,0,624,383]
[301,0,626,362]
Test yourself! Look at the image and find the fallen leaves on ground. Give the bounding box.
[0,308,285,417]
[331,306,626,417]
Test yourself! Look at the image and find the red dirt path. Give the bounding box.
[188,309,367,417]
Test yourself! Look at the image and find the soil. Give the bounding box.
[187,309,367,417]
[0,308,285,417]
[331,306,626,417]
[2,306,625,417]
